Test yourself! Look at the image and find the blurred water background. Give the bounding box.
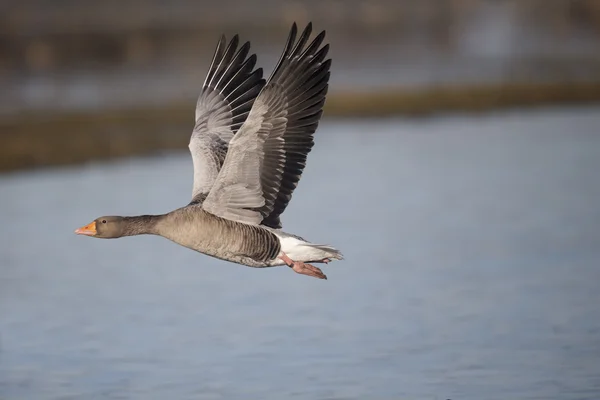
[1,1,600,399]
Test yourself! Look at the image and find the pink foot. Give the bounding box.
[291,262,327,280]
[279,253,327,280]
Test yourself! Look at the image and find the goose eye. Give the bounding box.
[102,220,107,224]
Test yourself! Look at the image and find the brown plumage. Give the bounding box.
[75,22,342,280]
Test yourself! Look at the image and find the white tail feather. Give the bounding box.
[269,231,344,266]
[303,244,344,261]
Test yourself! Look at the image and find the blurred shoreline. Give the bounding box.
[2,0,600,172]
[2,81,600,173]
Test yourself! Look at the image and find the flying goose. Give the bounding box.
[75,22,342,280]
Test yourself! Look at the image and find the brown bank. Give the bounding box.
[1,81,600,173]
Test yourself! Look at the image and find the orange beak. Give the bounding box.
[75,221,97,236]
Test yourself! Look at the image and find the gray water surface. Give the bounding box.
[1,108,600,399]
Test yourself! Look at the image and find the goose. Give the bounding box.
[75,22,342,280]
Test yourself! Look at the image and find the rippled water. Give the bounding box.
[1,107,600,399]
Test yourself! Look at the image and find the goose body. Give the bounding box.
[76,22,342,280]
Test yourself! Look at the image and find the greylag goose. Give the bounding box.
[75,22,342,280]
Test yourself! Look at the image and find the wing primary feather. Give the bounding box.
[289,70,330,107]
[283,59,328,95]
[298,30,325,59]
[228,72,265,107]
[309,43,330,65]
[273,33,327,92]
[229,94,262,115]
[221,53,257,95]
[288,98,326,120]
[213,40,251,91]
[288,22,313,60]
[202,35,226,90]
[267,23,298,81]
[207,34,239,90]
[287,63,331,105]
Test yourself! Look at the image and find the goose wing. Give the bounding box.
[189,34,265,204]
[202,22,331,226]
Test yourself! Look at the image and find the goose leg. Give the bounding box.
[279,253,327,280]
[306,258,330,264]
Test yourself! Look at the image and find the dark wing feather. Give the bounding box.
[260,23,331,228]
[202,22,331,227]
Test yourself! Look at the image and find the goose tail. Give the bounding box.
[274,232,344,264]
[304,243,344,262]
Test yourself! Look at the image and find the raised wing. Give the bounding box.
[202,22,331,226]
[189,34,265,204]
